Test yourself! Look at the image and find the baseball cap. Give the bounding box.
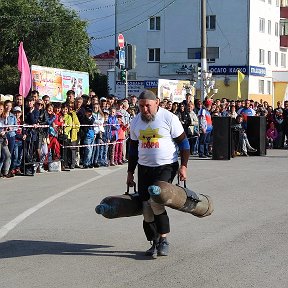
[100,97,107,101]
[116,111,122,117]
[85,105,92,113]
[13,106,22,112]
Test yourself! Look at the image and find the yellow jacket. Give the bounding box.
[69,110,80,142]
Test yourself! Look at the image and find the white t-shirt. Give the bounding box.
[130,107,184,167]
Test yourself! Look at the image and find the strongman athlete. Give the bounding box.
[126,90,190,258]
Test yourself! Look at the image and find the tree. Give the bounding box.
[0,0,97,94]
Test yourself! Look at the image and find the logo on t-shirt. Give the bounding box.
[138,126,163,149]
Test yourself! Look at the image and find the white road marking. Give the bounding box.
[0,167,122,241]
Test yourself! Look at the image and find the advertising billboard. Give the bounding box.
[31,65,89,102]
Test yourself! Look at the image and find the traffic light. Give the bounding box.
[125,44,136,70]
[197,63,202,80]
[120,69,126,81]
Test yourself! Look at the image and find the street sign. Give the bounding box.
[118,34,125,49]
[119,50,125,66]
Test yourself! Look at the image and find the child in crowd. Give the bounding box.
[46,104,61,162]
[115,112,128,165]
[266,121,278,149]
[11,106,26,175]
[107,107,119,166]
[98,111,111,167]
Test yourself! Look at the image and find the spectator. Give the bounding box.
[129,95,139,113]
[14,94,24,108]
[187,102,199,155]
[176,103,191,136]
[229,105,238,119]
[115,112,128,165]
[266,121,278,149]
[11,106,26,175]
[3,100,17,158]
[107,107,120,166]
[45,104,61,162]
[98,111,111,167]
[59,103,73,171]
[171,102,179,114]
[237,99,256,130]
[274,108,284,148]
[91,102,104,168]
[31,90,40,102]
[81,106,95,169]
[68,103,80,169]
[42,95,50,106]
[100,97,107,110]
[66,90,75,107]
[166,101,173,112]
[231,114,257,156]
[0,102,13,178]
[198,98,213,158]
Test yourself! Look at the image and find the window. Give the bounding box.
[280,19,288,35]
[259,49,265,64]
[281,52,286,67]
[267,81,271,94]
[259,18,265,33]
[268,51,271,65]
[275,22,279,36]
[149,16,160,31]
[259,80,265,94]
[148,48,160,62]
[275,52,279,66]
[268,20,271,34]
[206,15,216,30]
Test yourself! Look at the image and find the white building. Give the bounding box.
[115,0,288,105]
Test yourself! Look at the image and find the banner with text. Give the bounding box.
[158,79,192,102]
[31,65,89,102]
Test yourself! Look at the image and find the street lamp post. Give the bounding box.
[201,0,207,101]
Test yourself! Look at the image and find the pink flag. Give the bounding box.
[18,42,31,97]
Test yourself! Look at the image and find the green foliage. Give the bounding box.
[0,65,19,95]
[0,0,97,92]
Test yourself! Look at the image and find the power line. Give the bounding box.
[90,0,176,40]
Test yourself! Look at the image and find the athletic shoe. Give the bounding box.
[145,240,158,259]
[157,237,169,256]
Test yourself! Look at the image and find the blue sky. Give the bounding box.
[61,0,115,55]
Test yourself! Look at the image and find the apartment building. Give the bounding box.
[115,0,288,105]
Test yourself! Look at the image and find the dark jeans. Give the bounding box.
[198,131,211,156]
[11,140,23,170]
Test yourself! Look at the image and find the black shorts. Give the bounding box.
[137,162,179,201]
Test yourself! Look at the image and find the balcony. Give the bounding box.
[281,7,288,18]
[280,35,288,47]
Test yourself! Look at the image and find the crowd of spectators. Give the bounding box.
[0,89,287,179]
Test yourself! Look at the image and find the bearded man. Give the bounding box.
[126,90,190,258]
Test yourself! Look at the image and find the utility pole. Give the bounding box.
[201,0,207,101]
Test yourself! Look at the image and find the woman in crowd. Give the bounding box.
[0,102,12,178]
[91,102,104,168]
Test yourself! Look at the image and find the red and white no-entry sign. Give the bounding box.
[118,33,125,49]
